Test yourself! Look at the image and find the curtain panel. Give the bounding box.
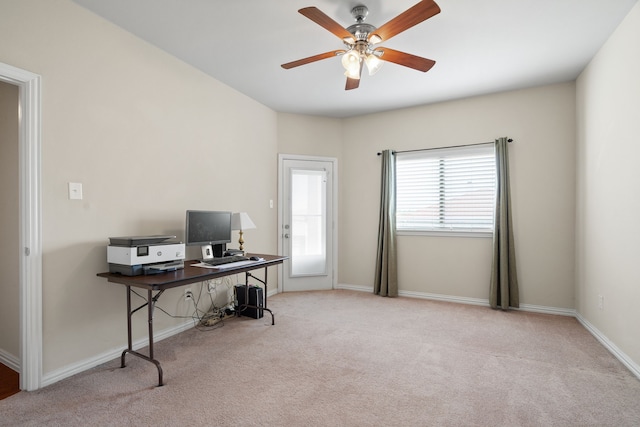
[489,137,519,309]
[374,150,398,297]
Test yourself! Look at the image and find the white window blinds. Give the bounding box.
[396,143,496,234]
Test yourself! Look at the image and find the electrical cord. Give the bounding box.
[128,276,240,330]
[129,284,225,329]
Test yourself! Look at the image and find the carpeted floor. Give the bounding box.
[1,290,639,426]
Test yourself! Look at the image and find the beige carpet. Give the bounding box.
[1,290,639,426]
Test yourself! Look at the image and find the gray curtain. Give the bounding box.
[374,150,398,297]
[490,137,519,309]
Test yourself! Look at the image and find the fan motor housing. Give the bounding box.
[347,5,376,41]
[347,22,376,41]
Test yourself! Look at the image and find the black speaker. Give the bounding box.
[212,243,226,258]
[235,285,264,319]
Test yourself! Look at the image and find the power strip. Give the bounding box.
[202,317,222,327]
[201,312,235,327]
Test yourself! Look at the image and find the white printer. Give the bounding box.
[107,235,185,276]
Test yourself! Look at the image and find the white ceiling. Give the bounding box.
[72,0,637,118]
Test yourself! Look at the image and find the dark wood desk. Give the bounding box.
[97,253,286,386]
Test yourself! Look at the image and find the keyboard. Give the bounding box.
[202,255,248,266]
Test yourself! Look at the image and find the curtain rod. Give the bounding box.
[376,139,513,156]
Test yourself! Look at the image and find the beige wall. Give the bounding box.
[277,113,342,159]
[0,0,278,374]
[340,83,577,309]
[0,80,20,361]
[576,2,640,367]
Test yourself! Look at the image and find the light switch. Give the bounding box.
[68,182,83,200]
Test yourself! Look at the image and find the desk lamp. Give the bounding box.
[231,212,256,252]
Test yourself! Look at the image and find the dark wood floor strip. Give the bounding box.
[0,363,20,400]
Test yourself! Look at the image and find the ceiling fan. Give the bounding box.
[281,1,441,90]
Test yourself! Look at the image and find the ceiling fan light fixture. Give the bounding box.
[344,66,361,80]
[341,49,361,69]
[365,53,383,76]
[369,34,382,44]
[342,36,355,45]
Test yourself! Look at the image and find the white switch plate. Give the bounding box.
[68,182,83,200]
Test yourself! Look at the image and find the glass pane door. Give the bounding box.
[290,168,327,276]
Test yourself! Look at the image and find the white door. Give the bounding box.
[279,156,336,292]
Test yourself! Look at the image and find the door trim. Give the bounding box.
[277,154,338,293]
[0,62,43,391]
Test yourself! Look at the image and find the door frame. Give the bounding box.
[0,62,43,391]
[277,154,338,293]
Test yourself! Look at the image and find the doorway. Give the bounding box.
[0,80,20,395]
[278,155,337,292]
[0,62,42,391]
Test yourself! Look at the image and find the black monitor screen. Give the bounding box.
[185,210,232,246]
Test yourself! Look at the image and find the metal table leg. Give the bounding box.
[120,286,164,386]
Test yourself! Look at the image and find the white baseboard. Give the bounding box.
[335,283,373,293]
[399,289,491,307]
[0,348,20,372]
[575,313,640,380]
[516,303,576,317]
[41,319,196,388]
[336,283,575,315]
[337,283,638,379]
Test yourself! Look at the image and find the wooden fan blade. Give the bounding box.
[281,50,345,69]
[377,47,436,72]
[299,7,354,41]
[369,0,441,43]
[345,77,360,90]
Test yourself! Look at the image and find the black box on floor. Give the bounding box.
[235,285,263,319]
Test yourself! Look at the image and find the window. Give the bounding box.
[396,143,496,235]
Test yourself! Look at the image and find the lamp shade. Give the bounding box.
[231,212,256,231]
[341,49,360,70]
[365,54,383,76]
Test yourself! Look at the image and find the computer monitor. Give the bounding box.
[185,210,232,258]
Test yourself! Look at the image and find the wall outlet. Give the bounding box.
[184,289,193,301]
[598,294,604,310]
